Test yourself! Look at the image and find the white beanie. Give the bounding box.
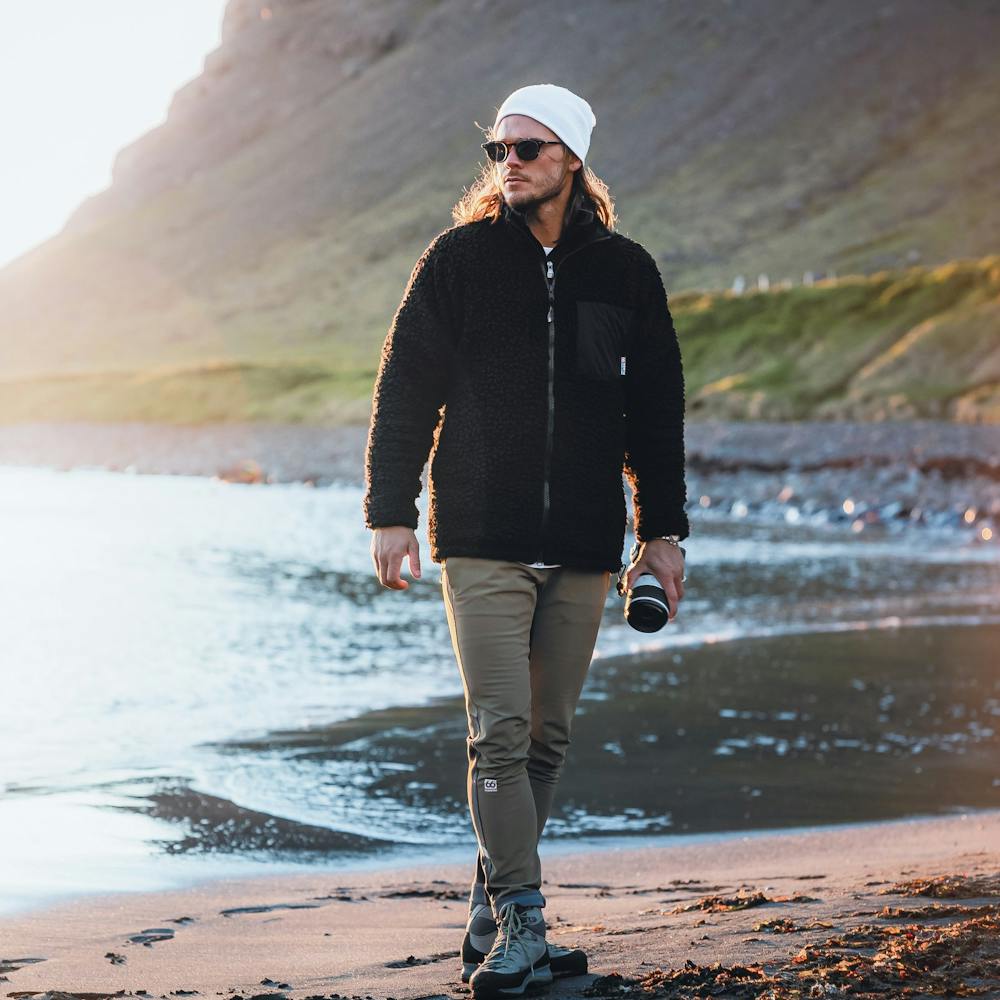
[493,83,596,164]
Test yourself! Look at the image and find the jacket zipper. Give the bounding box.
[540,257,556,559]
[534,234,612,562]
[502,210,611,561]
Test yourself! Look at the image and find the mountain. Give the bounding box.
[1,0,998,424]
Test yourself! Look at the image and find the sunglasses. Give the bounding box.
[481,138,563,163]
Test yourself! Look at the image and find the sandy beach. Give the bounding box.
[2,810,998,998]
[2,419,997,997]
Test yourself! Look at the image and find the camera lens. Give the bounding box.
[624,572,670,632]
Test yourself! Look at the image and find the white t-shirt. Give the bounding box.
[519,247,561,569]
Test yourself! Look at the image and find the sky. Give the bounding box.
[0,1,230,270]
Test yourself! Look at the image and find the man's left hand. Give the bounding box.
[625,538,685,621]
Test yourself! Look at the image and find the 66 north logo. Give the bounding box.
[483,778,499,793]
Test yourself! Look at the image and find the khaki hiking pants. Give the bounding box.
[440,556,611,913]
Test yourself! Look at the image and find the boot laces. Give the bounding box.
[494,901,528,961]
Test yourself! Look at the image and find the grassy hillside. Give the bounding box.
[0,0,998,423]
[3,255,995,425]
[680,256,1000,423]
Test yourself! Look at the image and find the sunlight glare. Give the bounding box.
[0,1,228,269]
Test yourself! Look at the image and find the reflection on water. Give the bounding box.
[0,465,997,914]
[189,624,1000,847]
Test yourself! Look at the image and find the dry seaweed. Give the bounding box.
[670,890,819,914]
[876,872,1000,899]
[752,917,834,933]
[876,902,1000,921]
[582,907,1000,997]
[787,908,1000,996]
[583,962,780,998]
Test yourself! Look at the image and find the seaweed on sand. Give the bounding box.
[584,906,1000,997]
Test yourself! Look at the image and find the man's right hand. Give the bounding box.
[371,526,422,590]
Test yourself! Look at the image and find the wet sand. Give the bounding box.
[1,810,997,998]
[178,622,1000,850]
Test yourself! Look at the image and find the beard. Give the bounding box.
[502,173,564,213]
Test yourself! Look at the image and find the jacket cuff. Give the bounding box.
[634,510,690,543]
[363,498,419,531]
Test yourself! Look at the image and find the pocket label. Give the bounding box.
[575,301,635,380]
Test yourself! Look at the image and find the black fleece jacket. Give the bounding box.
[362,193,689,573]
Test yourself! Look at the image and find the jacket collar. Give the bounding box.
[501,188,611,265]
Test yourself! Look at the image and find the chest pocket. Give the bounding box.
[575,301,635,380]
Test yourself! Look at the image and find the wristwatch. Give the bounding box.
[653,534,683,547]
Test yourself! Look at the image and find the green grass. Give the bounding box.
[0,360,376,425]
[3,255,997,426]
[676,255,1000,422]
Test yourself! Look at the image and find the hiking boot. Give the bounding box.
[461,902,588,982]
[545,940,588,977]
[461,900,500,983]
[469,901,551,998]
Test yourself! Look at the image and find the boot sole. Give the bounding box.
[470,960,553,998]
[464,958,585,983]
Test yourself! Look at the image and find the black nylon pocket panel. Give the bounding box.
[575,301,634,380]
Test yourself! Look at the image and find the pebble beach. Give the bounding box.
[0,419,996,540]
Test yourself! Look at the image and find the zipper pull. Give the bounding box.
[546,260,554,279]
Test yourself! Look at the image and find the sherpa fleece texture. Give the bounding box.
[363,196,689,572]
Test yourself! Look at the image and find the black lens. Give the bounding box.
[514,140,542,161]
[624,573,670,632]
[482,141,506,162]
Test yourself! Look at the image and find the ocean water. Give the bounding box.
[1,464,997,916]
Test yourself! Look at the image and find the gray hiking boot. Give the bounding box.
[462,900,501,983]
[461,898,588,982]
[469,901,551,998]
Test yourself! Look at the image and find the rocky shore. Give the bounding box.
[0,419,996,540]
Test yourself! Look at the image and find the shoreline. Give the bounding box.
[3,616,998,926]
[2,809,997,997]
[1,811,954,922]
[0,418,996,542]
[0,418,997,484]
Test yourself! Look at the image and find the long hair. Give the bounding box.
[452,133,618,230]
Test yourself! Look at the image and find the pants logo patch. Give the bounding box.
[483,778,499,792]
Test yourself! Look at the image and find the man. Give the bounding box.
[363,83,688,997]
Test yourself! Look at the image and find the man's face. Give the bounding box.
[493,114,582,212]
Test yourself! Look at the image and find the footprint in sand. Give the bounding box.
[220,903,321,917]
[384,950,458,969]
[128,928,177,946]
[0,957,46,979]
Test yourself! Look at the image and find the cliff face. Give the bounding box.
[71,0,413,232]
[1,0,998,391]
